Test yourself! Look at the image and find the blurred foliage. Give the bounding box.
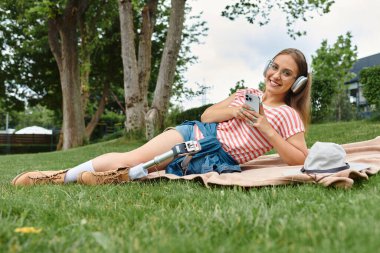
[0,0,208,139]
[10,105,58,130]
[221,0,335,39]
[311,32,357,122]
[360,66,380,113]
[229,80,247,96]
[164,104,213,127]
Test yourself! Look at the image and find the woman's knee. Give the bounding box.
[93,152,135,171]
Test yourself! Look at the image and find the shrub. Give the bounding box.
[165,104,213,127]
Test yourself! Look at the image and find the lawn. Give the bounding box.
[1,120,380,253]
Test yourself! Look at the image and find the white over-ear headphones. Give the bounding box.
[263,60,308,93]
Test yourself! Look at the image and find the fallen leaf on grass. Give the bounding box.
[14,227,42,234]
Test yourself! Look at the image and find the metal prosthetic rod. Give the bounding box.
[128,141,201,180]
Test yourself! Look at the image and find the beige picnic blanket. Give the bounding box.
[145,136,380,189]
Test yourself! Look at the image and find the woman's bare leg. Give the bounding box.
[11,129,184,186]
[92,129,184,172]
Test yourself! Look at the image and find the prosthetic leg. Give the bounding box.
[77,141,201,185]
[129,140,201,179]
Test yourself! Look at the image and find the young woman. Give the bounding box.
[12,48,311,186]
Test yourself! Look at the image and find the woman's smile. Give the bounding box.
[269,79,281,88]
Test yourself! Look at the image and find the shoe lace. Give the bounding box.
[30,170,67,184]
[93,167,130,184]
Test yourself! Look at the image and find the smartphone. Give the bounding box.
[245,94,260,112]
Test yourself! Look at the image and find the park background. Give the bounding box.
[0,0,380,152]
[185,0,380,109]
[1,1,380,252]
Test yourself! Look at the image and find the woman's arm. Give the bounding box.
[263,131,308,165]
[201,93,241,123]
[241,104,308,165]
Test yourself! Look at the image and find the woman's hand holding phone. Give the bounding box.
[245,94,260,112]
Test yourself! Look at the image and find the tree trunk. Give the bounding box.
[110,91,126,113]
[145,0,186,139]
[56,129,63,151]
[118,0,145,133]
[85,82,110,138]
[138,0,158,112]
[47,0,88,149]
[59,23,86,149]
[78,11,92,113]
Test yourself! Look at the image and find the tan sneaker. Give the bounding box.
[11,170,68,186]
[77,167,130,185]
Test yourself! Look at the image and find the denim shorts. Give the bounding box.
[175,124,195,142]
[166,121,241,176]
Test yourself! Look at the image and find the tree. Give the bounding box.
[311,32,357,122]
[45,0,90,149]
[1,0,91,149]
[77,3,121,140]
[118,0,155,137]
[0,3,43,114]
[310,77,335,122]
[46,1,121,147]
[229,80,247,96]
[118,0,191,139]
[120,0,337,140]
[0,0,124,149]
[146,0,187,138]
[2,0,338,144]
[360,66,380,113]
[1,0,206,145]
[13,105,56,130]
[258,81,265,92]
[222,0,335,39]
[120,0,187,139]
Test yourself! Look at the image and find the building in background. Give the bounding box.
[346,52,380,116]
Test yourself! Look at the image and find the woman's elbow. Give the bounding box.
[200,110,212,123]
[286,154,307,166]
[200,113,207,122]
[201,116,213,123]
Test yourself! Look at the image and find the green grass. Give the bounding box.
[306,120,380,146]
[1,120,380,253]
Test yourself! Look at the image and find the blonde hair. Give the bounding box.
[274,48,312,130]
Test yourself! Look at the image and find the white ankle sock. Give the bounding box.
[64,160,95,184]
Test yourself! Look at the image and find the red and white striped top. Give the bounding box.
[194,88,305,164]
